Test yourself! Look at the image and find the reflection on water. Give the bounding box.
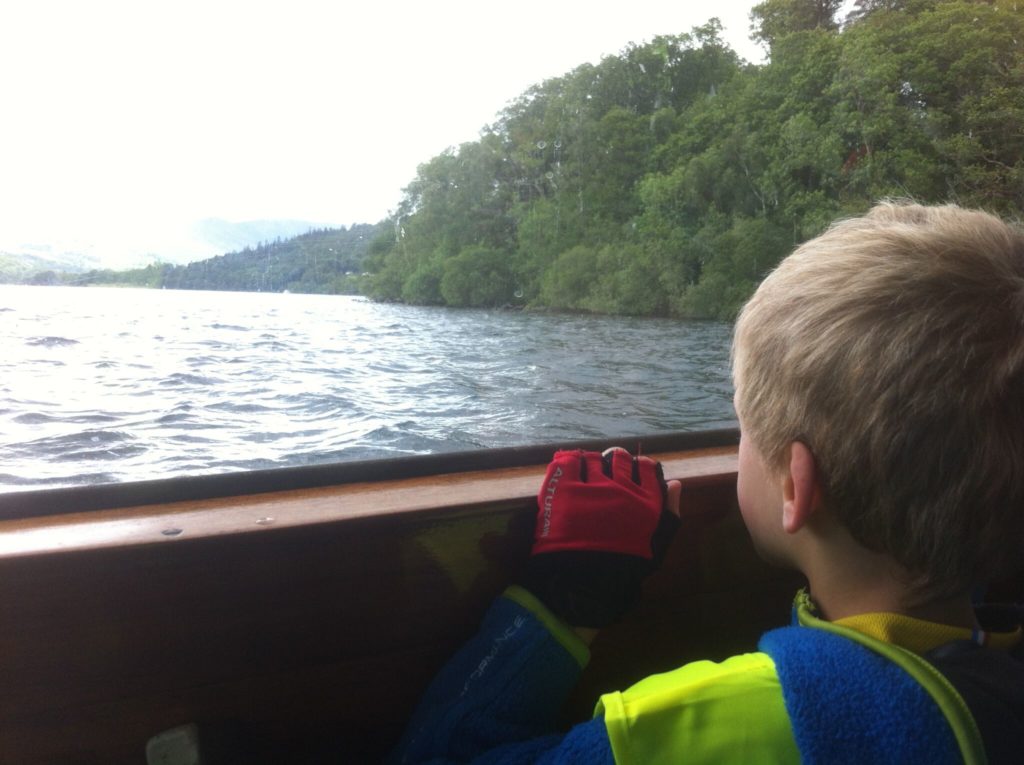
[0,285,736,490]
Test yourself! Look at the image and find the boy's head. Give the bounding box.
[733,201,1024,600]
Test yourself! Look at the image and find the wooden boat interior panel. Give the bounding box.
[0,435,815,764]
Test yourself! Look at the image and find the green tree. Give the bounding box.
[439,247,518,308]
[401,256,446,305]
[538,245,599,310]
[751,0,844,48]
[676,216,790,319]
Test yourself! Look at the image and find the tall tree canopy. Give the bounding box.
[366,2,1023,319]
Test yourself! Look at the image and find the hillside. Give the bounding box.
[0,218,332,280]
[62,223,386,295]
[0,250,98,283]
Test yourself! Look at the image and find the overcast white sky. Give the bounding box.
[0,0,762,259]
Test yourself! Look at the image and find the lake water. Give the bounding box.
[0,285,736,491]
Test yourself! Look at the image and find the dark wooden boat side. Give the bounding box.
[0,429,806,764]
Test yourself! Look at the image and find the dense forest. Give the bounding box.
[365,0,1024,318]
[40,224,383,294]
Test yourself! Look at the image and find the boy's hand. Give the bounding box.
[518,448,681,629]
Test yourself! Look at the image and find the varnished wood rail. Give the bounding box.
[0,446,737,559]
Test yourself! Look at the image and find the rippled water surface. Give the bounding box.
[0,285,735,490]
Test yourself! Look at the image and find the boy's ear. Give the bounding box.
[782,442,821,534]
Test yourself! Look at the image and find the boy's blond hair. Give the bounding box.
[734,201,1024,600]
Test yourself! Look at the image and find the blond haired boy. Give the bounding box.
[392,202,1024,764]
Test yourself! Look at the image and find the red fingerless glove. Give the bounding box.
[533,449,667,558]
[518,449,680,628]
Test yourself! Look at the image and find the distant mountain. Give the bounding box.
[158,223,386,294]
[0,217,338,280]
[0,249,101,282]
[51,222,389,295]
[189,219,329,259]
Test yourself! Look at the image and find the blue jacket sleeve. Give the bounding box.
[388,587,615,765]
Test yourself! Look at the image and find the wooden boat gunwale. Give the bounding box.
[0,427,739,523]
[0,428,739,560]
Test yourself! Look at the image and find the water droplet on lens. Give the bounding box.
[536,140,547,150]
[545,171,554,179]
[162,528,183,536]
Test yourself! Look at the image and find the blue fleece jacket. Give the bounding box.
[388,593,612,764]
[389,591,1021,764]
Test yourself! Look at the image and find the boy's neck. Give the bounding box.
[797,523,978,629]
[809,575,978,629]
